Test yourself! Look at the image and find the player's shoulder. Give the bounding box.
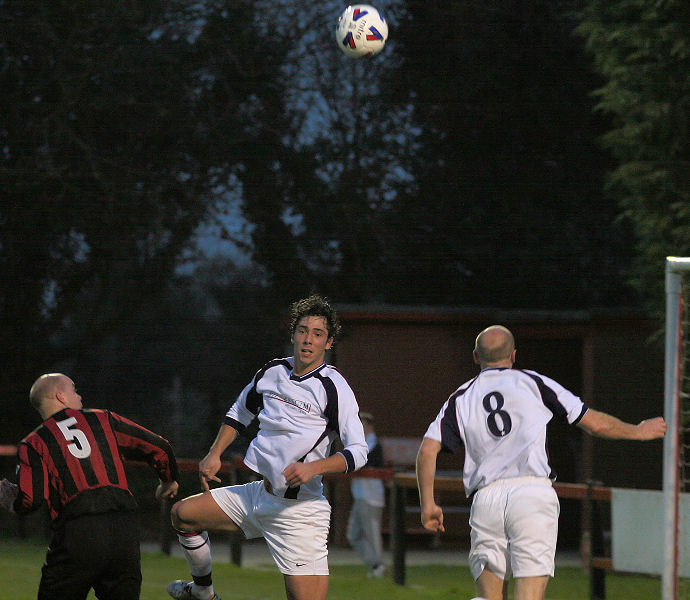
[262,356,293,372]
[77,407,119,425]
[253,357,293,380]
[19,427,41,445]
[476,368,551,392]
[80,407,108,417]
[311,364,356,396]
[516,368,540,376]
[514,368,561,387]
[321,363,351,383]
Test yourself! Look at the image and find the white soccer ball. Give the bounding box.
[335,4,388,58]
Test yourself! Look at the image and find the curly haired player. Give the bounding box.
[167,294,368,600]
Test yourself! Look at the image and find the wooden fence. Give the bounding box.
[1,447,613,599]
[389,472,612,599]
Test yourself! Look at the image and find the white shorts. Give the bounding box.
[468,477,559,580]
[210,480,331,575]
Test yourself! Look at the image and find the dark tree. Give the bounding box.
[378,0,638,308]
[0,0,305,438]
[577,0,690,316]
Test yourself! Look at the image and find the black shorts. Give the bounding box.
[38,511,141,600]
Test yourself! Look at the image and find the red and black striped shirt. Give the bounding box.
[15,407,178,525]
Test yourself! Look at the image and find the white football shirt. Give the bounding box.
[226,357,368,500]
[424,367,588,496]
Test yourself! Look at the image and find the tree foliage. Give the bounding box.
[73,264,285,455]
[246,1,639,308]
[0,0,298,437]
[230,1,418,303]
[379,0,638,308]
[2,0,670,442]
[576,0,690,313]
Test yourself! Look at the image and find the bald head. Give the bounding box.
[29,373,82,418]
[474,325,516,368]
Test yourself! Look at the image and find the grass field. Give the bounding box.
[0,537,661,599]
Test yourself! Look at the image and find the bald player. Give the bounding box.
[417,325,666,600]
[0,373,179,600]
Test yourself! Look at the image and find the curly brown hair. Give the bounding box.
[289,294,341,342]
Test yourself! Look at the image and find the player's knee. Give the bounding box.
[169,499,183,528]
[170,499,195,531]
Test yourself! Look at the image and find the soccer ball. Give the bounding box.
[335,4,388,58]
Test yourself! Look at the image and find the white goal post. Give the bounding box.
[663,257,690,600]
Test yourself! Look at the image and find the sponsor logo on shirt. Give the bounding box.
[265,392,311,413]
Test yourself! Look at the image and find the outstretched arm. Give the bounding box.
[577,408,667,440]
[416,437,445,533]
[111,412,179,483]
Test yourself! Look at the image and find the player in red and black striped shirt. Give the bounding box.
[0,373,180,600]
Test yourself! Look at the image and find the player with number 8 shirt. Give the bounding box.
[417,325,667,600]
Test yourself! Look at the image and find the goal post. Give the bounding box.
[663,257,690,600]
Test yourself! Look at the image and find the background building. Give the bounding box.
[328,305,666,549]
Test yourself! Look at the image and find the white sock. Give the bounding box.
[177,531,215,598]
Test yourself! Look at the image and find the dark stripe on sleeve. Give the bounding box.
[110,412,178,481]
[572,405,588,425]
[245,359,292,416]
[316,373,339,434]
[340,449,356,472]
[245,386,264,417]
[522,371,568,419]
[224,417,246,433]
[440,395,462,454]
[16,442,45,514]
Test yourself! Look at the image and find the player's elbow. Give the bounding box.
[580,421,605,438]
[416,437,441,464]
[579,409,617,439]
